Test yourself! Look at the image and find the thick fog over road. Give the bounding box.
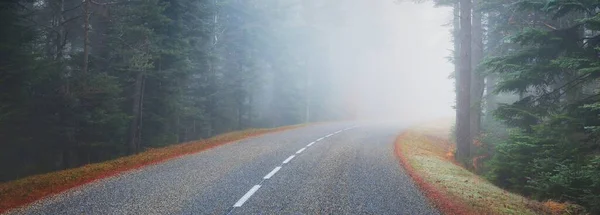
[314,1,454,122]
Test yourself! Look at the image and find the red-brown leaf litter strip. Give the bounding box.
[394,133,479,215]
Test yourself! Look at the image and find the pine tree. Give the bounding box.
[480,0,600,211]
[456,0,473,162]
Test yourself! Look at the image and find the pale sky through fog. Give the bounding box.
[349,1,454,122]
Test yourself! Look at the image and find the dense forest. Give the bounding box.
[3,0,600,212]
[445,0,600,212]
[0,0,372,182]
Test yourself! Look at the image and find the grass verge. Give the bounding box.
[395,119,539,215]
[0,125,303,213]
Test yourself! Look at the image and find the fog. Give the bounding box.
[293,1,455,123]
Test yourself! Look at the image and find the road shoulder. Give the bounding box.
[394,119,539,215]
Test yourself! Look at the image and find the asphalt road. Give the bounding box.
[7,122,439,215]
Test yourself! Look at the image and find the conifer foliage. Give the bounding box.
[0,0,351,182]
[439,0,600,211]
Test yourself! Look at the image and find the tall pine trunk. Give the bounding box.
[55,0,66,60]
[484,14,502,122]
[470,2,484,139]
[305,68,311,124]
[128,72,144,154]
[453,1,460,97]
[456,0,472,161]
[82,0,90,74]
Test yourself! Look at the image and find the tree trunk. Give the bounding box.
[453,1,460,96]
[137,73,145,150]
[456,0,472,161]
[55,0,66,60]
[305,67,311,123]
[127,72,144,154]
[248,93,254,126]
[82,0,90,74]
[61,148,71,169]
[484,13,502,122]
[453,0,460,128]
[470,2,485,139]
[237,103,242,130]
[192,119,197,139]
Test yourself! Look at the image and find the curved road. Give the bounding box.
[8,122,439,215]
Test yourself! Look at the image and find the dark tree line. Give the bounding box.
[0,0,354,182]
[438,0,600,211]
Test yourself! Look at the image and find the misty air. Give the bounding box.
[0,0,598,214]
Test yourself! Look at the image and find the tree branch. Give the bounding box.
[60,14,84,25]
[525,72,591,105]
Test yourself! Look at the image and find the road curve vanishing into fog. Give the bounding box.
[7,122,439,215]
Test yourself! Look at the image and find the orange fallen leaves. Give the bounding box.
[395,133,479,215]
[446,146,455,160]
[544,200,568,214]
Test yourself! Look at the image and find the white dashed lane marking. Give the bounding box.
[296,147,306,154]
[233,185,261,207]
[263,167,282,179]
[230,125,356,210]
[282,155,295,164]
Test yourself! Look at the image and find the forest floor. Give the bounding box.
[394,119,570,215]
[0,124,303,214]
